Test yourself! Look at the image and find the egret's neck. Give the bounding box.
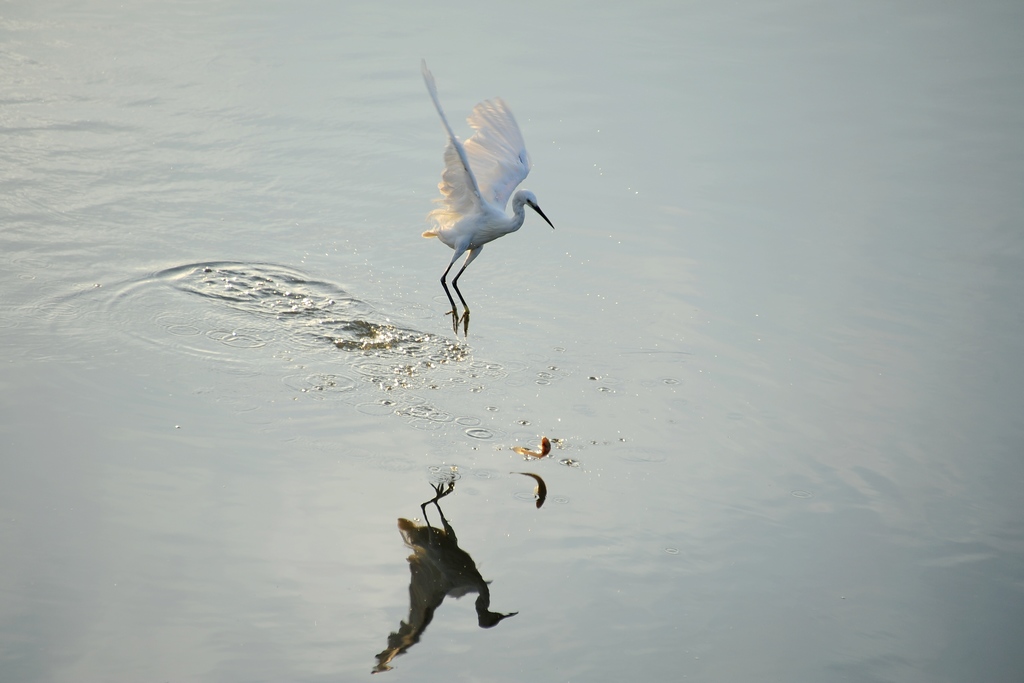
[505,195,528,233]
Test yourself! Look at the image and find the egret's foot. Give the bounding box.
[444,307,470,336]
[445,307,459,334]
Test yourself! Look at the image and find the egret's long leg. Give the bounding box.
[439,259,460,312]
[439,250,465,333]
[451,247,483,309]
[450,247,482,335]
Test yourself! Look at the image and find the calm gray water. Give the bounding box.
[2,1,1023,681]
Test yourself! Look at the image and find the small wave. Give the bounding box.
[96,261,494,421]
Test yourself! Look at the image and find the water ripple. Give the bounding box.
[85,261,574,440]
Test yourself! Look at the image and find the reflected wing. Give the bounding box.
[421,60,482,230]
[463,98,531,210]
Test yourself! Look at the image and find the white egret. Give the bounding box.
[420,59,554,335]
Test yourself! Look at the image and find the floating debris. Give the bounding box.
[513,436,551,459]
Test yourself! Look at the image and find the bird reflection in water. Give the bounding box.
[373,482,518,674]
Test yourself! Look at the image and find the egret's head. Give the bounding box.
[519,190,554,229]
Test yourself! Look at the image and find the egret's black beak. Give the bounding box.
[530,203,555,229]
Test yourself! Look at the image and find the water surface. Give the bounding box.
[2,1,1023,681]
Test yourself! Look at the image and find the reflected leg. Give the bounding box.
[420,482,454,523]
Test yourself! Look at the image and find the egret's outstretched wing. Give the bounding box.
[421,60,482,230]
[463,98,531,210]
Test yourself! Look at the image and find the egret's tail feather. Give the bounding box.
[422,229,439,238]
